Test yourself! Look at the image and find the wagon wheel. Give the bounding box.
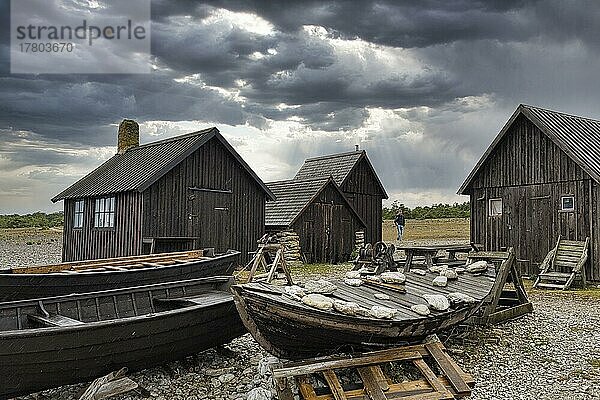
[374,241,387,258]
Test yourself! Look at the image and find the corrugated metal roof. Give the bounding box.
[52,128,276,201]
[458,104,600,194]
[294,151,363,185]
[265,177,330,226]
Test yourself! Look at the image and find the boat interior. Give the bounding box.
[1,250,223,275]
[0,277,233,332]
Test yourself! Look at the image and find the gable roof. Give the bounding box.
[52,128,275,202]
[294,150,388,198]
[458,104,600,194]
[265,176,366,227]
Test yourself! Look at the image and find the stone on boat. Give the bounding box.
[422,294,450,311]
[301,294,333,311]
[432,276,448,287]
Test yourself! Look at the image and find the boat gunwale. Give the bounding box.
[0,277,236,338]
[0,250,240,277]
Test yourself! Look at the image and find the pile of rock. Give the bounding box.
[270,230,302,265]
[354,231,365,253]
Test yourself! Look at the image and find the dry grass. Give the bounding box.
[382,218,470,242]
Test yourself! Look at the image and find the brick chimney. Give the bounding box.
[117,119,139,154]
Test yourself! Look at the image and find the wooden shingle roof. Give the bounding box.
[459,104,600,194]
[265,177,365,227]
[294,150,388,198]
[52,128,275,202]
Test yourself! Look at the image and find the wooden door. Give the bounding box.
[527,192,551,274]
[189,191,231,253]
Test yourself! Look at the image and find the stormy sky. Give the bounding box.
[1,0,600,213]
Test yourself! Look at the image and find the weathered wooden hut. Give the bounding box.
[52,120,275,263]
[294,150,388,244]
[459,104,600,280]
[265,177,366,264]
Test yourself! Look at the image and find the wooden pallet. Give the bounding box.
[533,236,589,290]
[467,248,533,325]
[271,336,473,400]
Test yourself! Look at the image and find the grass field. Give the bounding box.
[382,218,470,242]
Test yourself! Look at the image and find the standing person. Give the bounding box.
[394,209,405,241]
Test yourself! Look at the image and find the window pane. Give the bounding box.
[110,197,115,212]
[108,213,114,227]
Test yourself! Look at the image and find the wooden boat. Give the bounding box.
[0,249,240,301]
[232,267,497,360]
[0,276,246,399]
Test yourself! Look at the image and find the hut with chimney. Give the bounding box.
[52,120,275,263]
[293,149,388,244]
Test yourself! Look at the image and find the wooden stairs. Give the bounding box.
[533,236,589,290]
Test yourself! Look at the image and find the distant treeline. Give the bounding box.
[383,201,470,220]
[0,212,64,228]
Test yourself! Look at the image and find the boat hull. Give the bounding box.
[0,277,246,399]
[0,250,239,301]
[232,284,480,360]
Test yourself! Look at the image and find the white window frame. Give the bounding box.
[73,199,84,229]
[488,198,503,217]
[94,196,116,228]
[560,195,575,212]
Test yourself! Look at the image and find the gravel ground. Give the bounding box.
[1,230,599,400]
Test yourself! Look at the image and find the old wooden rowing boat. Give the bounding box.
[232,267,497,359]
[0,249,239,301]
[0,276,245,399]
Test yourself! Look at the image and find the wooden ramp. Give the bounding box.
[468,248,533,325]
[271,336,473,400]
[533,236,589,290]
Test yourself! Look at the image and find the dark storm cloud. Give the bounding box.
[3,0,600,212]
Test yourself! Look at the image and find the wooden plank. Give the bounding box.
[322,370,347,400]
[370,365,390,391]
[274,350,423,379]
[28,313,85,327]
[485,302,534,325]
[357,367,387,400]
[425,343,470,396]
[297,375,319,399]
[412,359,452,397]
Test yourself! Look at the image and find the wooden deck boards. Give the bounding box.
[250,267,495,323]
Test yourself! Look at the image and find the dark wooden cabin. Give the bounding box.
[265,177,366,264]
[459,104,600,280]
[52,120,275,263]
[294,150,388,244]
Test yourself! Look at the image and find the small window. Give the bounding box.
[561,195,575,212]
[489,198,503,217]
[94,197,115,228]
[73,200,84,228]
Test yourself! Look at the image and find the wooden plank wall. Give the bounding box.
[291,183,364,263]
[142,137,267,264]
[62,192,143,262]
[341,158,385,244]
[467,115,598,279]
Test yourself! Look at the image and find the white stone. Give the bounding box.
[447,292,478,305]
[380,272,406,284]
[374,293,390,300]
[247,387,272,400]
[303,279,337,294]
[344,278,363,287]
[432,276,448,287]
[441,269,459,280]
[412,269,427,276]
[345,270,361,279]
[301,294,333,311]
[429,264,448,274]
[466,260,489,273]
[455,267,466,274]
[369,305,398,319]
[411,304,431,316]
[333,300,364,316]
[284,285,306,298]
[423,294,450,311]
[219,373,235,383]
